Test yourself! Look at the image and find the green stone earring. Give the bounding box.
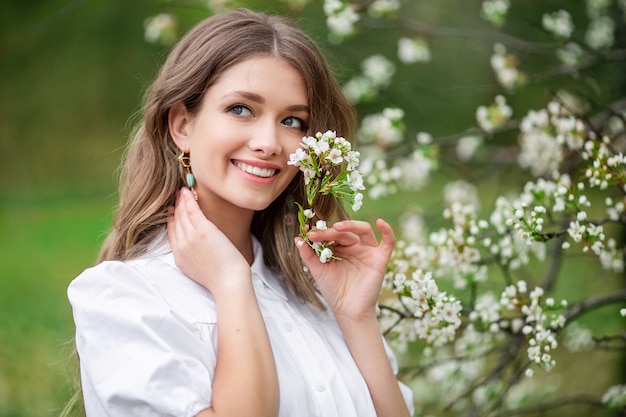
[177,150,198,200]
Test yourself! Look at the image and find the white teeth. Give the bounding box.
[235,162,276,178]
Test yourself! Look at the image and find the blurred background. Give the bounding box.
[1,0,625,416]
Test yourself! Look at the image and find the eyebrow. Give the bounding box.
[221,91,310,113]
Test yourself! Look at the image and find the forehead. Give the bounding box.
[209,56,308,102]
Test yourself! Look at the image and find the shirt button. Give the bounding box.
[315,383,326,392]
[283,322,293,332]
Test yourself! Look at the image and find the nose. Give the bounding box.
[248,121,282,156]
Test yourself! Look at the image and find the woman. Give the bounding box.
[67,8,414,417]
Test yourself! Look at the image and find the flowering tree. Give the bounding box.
[145,1,626,415]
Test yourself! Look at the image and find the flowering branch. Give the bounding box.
[288,131,365,263]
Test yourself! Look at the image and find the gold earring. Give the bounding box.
[177,151,198,200]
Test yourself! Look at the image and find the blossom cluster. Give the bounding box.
[380,268,463,351]
[480,0,510,27]
[490,43,525,91]
[497,172,623,272]
[583,136,626,191]
[556,42,587,68]
[583,1,617,48]
[476,94,513,133]
[585,16,615,50]
[397,37,431,64]
[367,0,401,18]
[144,13,177,46]
[602,384,626,409]
[358,107,404,147]
[323,0,360,42]
[354,108,438,199]
[288,131,364,262]
[542,10,574,39]
[498,281,567,376]
[562,321,594,352]
[343,55,396,103]
[323,0,405,43]
[358,158,402,199]
[518,100,587,177]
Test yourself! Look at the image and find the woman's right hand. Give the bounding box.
[167,188,250,293]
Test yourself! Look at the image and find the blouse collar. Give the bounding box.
[153,232,288,301]
[249,235,289,301]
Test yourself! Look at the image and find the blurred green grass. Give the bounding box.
[0,193,114,416]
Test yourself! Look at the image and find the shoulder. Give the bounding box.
[68,257,171,307]
[68,254,216,325]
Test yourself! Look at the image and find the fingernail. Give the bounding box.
[296,239,304,248]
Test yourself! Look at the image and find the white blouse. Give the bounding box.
[68,235,414,417]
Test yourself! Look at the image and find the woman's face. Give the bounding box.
[170,56,309,217]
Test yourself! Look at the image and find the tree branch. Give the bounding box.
[499,393,604,416]
[565,289,626,323]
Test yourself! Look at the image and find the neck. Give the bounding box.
[200,203,256,265]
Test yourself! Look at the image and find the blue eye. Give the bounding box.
[283,117,308,131]
[230,105,252,116]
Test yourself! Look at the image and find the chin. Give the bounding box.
[237,198,274,212]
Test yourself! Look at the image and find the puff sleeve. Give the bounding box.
[68,261,215,417]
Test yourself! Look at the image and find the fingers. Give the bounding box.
[180,188,208,231]
[307,220,378,247]
[294,236,318,265]
[375,218,396,256]
[168,188,207,248]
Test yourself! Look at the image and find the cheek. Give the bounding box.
[284,165,300,182]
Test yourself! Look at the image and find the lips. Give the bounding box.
[233,161,278,178]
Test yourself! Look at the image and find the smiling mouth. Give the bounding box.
[233,161,278,178]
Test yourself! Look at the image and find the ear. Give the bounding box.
[168,103,192,151]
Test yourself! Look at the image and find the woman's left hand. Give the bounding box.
[295,218,395,321]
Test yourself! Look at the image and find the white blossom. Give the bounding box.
[361,55,396,88]
[367,0,401,18]
[476,95,513,132]
[444,180,480,209]
[481,0,510,27]
[585,16,615,50]
[144,14,177,45]
[602,384,626,409]
[324,0,360,41]
[490,43,525,91]
[398,37,431,64]
[358,108,404,146]
[315,220,328,230]
[319,247,333,263]
[456,135,483,162]
[556,43,586,67]
[542,10,574,39]
[586,0,611,19]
